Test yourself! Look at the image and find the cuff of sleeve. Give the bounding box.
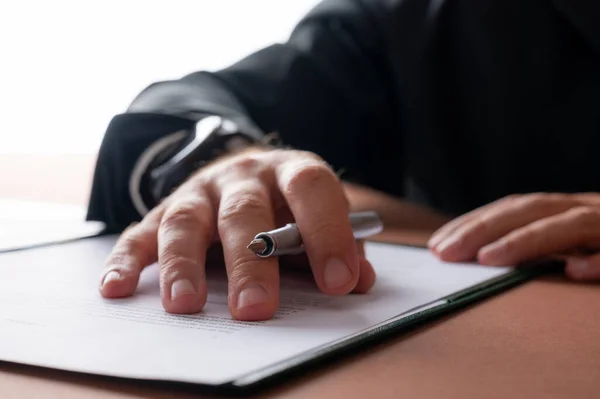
[127,73,266,143]
[85,112,193,233]
[86,111,267,232]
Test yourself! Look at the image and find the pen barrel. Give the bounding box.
[349,211,384,239]
[254,225,304,257]
[254,211,383,257]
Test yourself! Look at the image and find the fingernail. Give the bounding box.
[102,270,121,286]
[237,284,269,309]
[171,279,196,301]
[567,258,588,278]
[324,258,353,289]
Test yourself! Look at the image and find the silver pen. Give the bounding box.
[247,211,384,258]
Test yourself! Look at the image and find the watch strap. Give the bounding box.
[139,116,264,211]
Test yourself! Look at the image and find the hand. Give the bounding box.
[99,148,376,321]
[427,193,600,281]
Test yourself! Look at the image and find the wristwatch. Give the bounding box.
[129,116,267,216]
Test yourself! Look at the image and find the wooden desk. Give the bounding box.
[1,154,599,399]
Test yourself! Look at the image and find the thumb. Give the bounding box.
[565,253,600,281]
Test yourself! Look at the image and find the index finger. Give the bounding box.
[275,151,360,295]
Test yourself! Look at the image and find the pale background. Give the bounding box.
[0,0,320,154]
[0,0,320,207]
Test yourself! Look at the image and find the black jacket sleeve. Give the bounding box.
[552,0,600,52]
[86,0,400,233]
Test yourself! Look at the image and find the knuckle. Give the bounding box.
[219,193,268,223]
[120,232,150,257]
[521,227,546,252]
[161,198,212,234]
[228,256,270,285]
[568,206,600,236]
[229,155,261,172]
[224,154,271,181]
[520,192,566,207]
[499,236,519,256]
[569,205,598,219]
[500,193,523,204]
[282,162,336,197]
[108,230,150,265]
[159,253,199,281]
[513,234,541,257]
[521,193,549,208]
[546,192,569,202]
[462,219,490,242]
[105,253,130,270]
[305,220,346,241]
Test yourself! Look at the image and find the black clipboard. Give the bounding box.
[214,254,559,395]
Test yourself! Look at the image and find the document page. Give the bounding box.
[0,199,105,252]
[0,236,512,386]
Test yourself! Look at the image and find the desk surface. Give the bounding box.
[1,154,599,399]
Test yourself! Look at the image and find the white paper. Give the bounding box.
[0,236,512,385]
[0,199,105,252]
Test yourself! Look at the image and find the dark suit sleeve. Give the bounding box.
[86,0,400,232]
[552,0,600,52]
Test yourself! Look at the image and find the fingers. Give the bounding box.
[217,179,279,321]
[100,208,162,298]
[101,148,372,321]
[565,253,600,281]
[428,195,530,250]
[275,152,360,295]
[157,194,214,314]
[432,194,578,262]
[426,203,504,252]
[427,213,478,250]
[276,239,376,293]
[353,258,376,293]
[477,206,600,266]
[351,240,376,293]
[427,198,505,249]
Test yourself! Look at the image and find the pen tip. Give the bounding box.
[247,239,268,254]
